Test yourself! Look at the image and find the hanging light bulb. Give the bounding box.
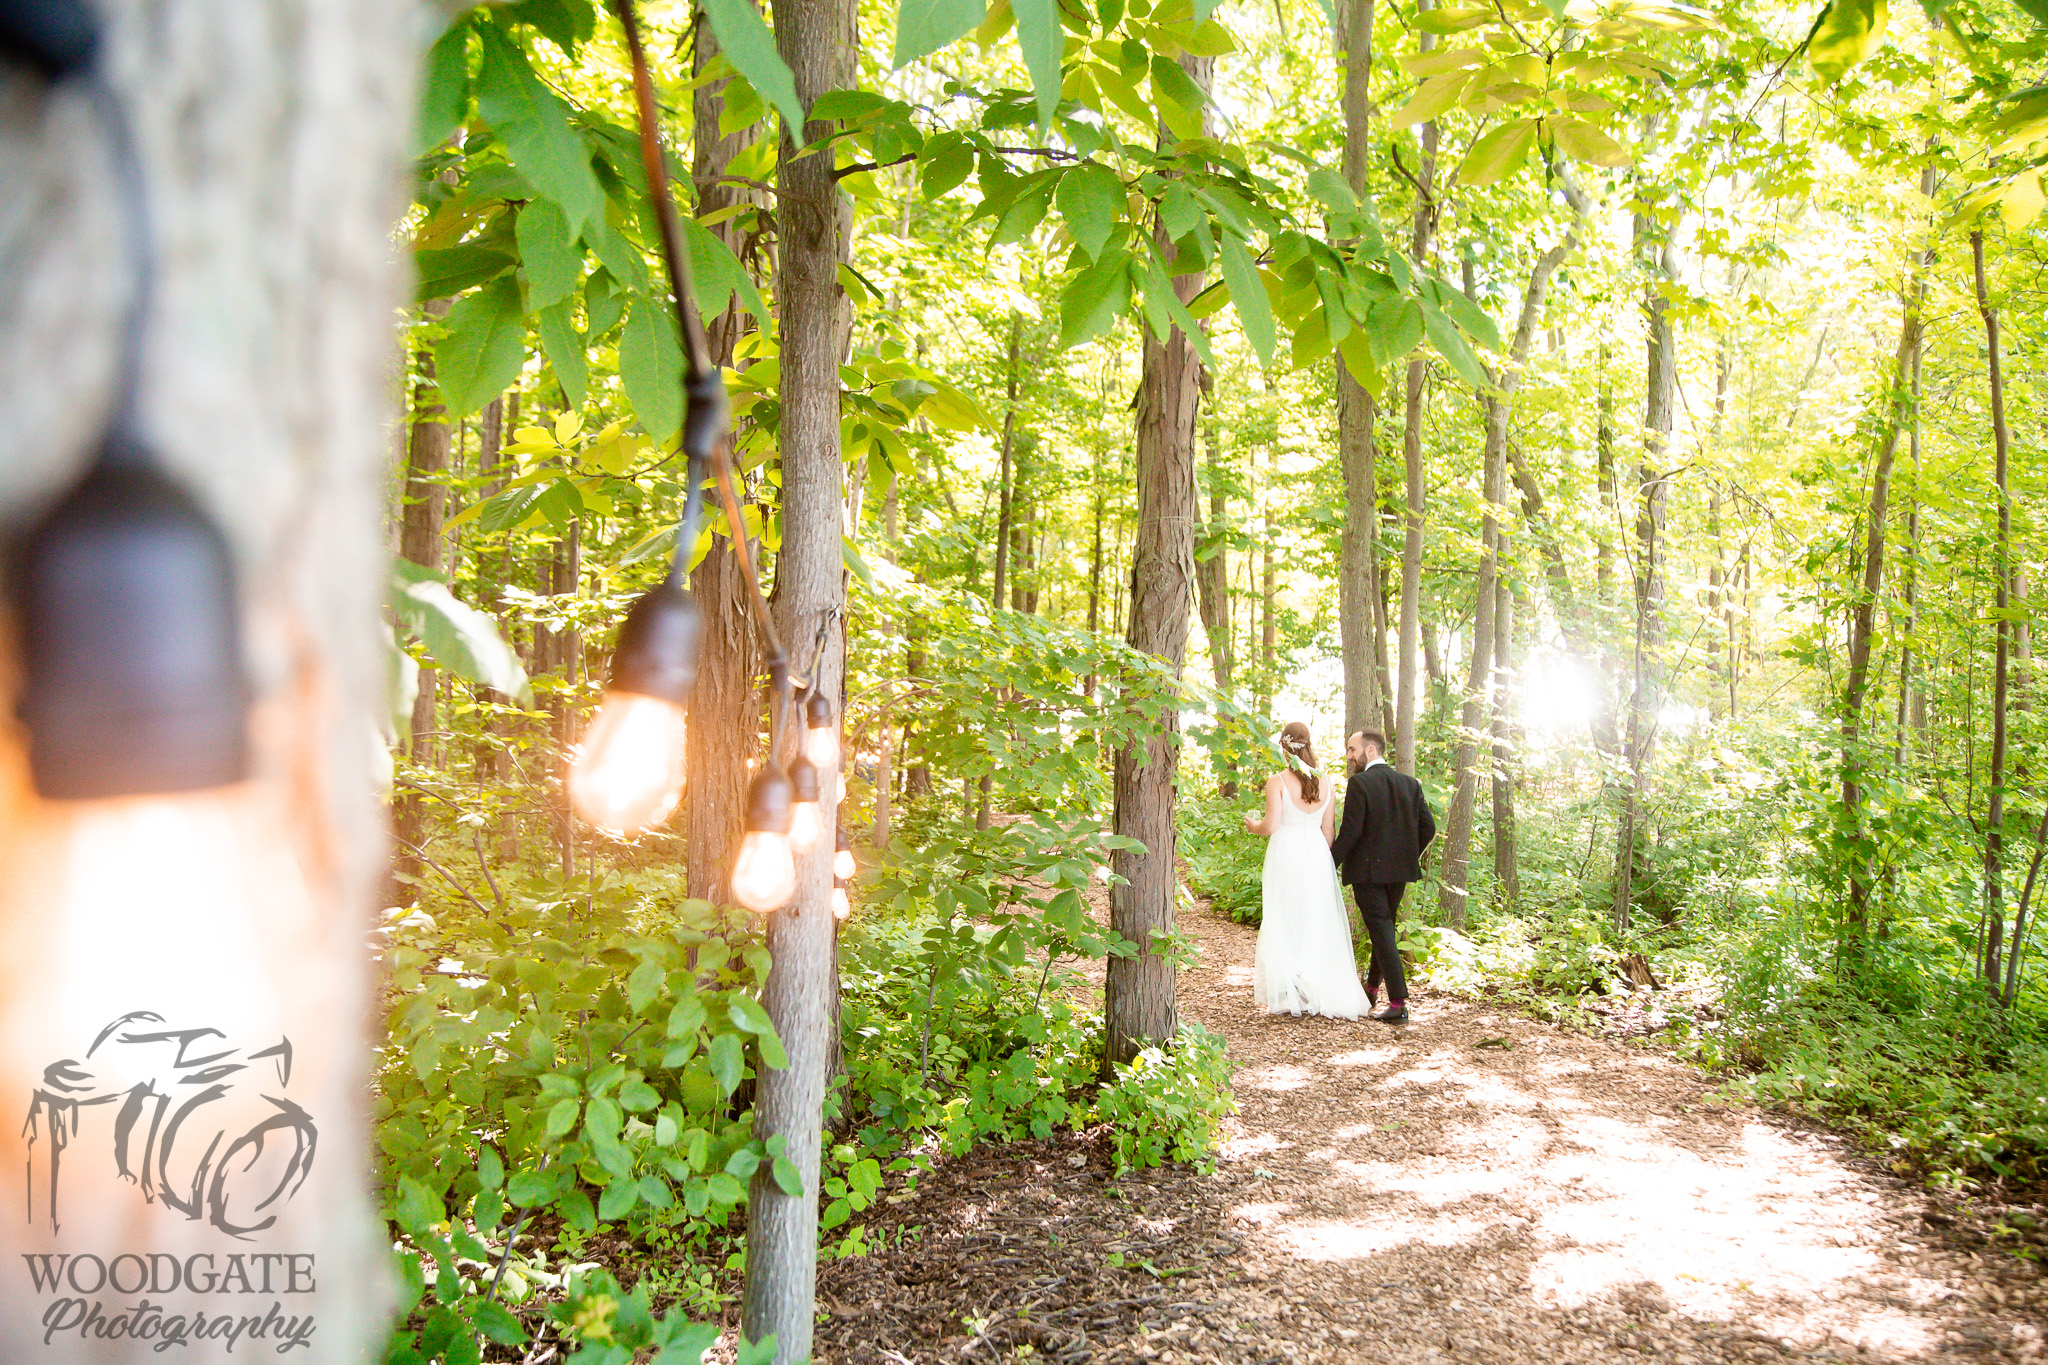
[834,825,856,881]
[804,689,840,773]
[830,881,851,922]
[570,575,699,838]
[786,751,825,855]
[730,765,796,913]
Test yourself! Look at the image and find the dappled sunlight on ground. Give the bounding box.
[1166,905,2048,1363]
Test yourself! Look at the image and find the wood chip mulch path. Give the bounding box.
[812,901,2048,1363]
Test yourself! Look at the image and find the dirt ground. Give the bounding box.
[812,901,2048,1363]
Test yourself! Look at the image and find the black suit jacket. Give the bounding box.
[1330,762,1437,886]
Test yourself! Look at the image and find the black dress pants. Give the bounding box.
[1352,881,1407,1002]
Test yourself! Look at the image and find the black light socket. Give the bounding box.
[16,446,252,799]
[0,0,101,79]
[789,750,820,804]
[744,764,793,835]
[804,689,833,731]
[606,574,700,706]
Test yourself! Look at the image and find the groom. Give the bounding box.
[1330,729,1437,1025]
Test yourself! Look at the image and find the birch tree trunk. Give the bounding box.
[1107,53,1210,1070]
[0,5,411,1360]
[744,0,854,1353]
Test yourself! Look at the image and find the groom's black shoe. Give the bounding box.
[1374,1004,1410,1025]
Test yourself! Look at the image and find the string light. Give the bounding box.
[830,881,851,922]
[569,576,698,837]
[730,765,796,913]
[804,690,840,773]
[834,826,856,882]
[787,750,825,855]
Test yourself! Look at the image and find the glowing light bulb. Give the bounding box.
[731,830,797,912]
[804,690,840,772]
[788,796,825,856]
[787,752,824,855]
[831,885,851,921]
[731,765,795,913]
[834,846,856,880]
[569,692,687,837]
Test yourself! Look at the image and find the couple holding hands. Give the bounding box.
[1243,724,1437,1026]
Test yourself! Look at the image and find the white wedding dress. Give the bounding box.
[1253,781,1372,1018]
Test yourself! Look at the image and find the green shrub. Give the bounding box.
[1096,1025,1238,1173]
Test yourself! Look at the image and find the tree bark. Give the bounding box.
[1194,373,1232,695]
[1973,229,2012,995]
[1393,22,1438,776]
[743,0,854,1352]
[1437,238,1569,926]
[1335,0,1383,743]
[1613,200,1676,934]
[0,5,406,1357]
[1491,574,1518,909]
[1107,54,1210,1071]
[686,0,766,902]
[1842,191,1935,927]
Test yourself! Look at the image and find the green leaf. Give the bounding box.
[1058,249,1132,349]
[682,216,772,328]
[395,1176,442,1236]
[543,1096,581,1139]
[772,1155,805,1196]
[1551,117,1632,169]
[1457,118,1538,187]
[433,275,526,418]
[708,1032,745,1094]
[507,1169,555,1207]
[516,199,581,308]
[477,1145,505,1192]
[700,0,805,132]
[391,561,534,703]
[1414,3,1492,32]
[1013,0,1064,125]
[1389,71,1472,128]
[894,0,987,67]
[416,19,473,157]
[475,1299,528,1346]
[1422,298,1487,389]
[620,296,684,446]
[1056,163,1123,261]
[919,134,976,198]
[1429,276,1500,353]
[628,960,665,1014]
[475,22,602,237]
[653,1326,724,1365]
[413,244,515,304]
[1808,0,1887,84]
[735,1335,779,1365]
[1217,233,1275,366]
[1306,167,1357,216]
[1151,52,1209,112]
[536,298,587,408]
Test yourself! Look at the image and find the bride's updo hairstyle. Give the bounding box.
[1279,722,1321,804]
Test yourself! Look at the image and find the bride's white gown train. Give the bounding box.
[1253,786,1372,1018]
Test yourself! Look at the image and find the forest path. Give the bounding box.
[1175,903,2046,1364]
[814,901,2045,1364]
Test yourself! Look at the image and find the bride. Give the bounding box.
[1244,723,1372,1018]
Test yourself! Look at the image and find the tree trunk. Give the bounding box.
[1613,199,1676,934]
[0,5,405,1357]
[1335,0,1383,744]
[1491,573,1518,909]
[1896,344,1922,766]
[1194,374,1233,695]
[1259,524,1276,711]
[1085,452,1105,697]
[743,0,854,1351]
[1974,229,2012,995]
[1393,22,1438,776]
[685,1,766,901]
[990,312,1022,611]
[1436,237,1569,926]
[1842,197,1934,927]
[1107,55,1210,1071]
